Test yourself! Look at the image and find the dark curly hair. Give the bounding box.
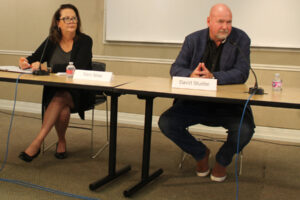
[49,4,82,44]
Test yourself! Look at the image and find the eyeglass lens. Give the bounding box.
[61,17,77,23]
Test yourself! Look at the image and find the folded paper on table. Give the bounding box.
[73,69,113,82]
[172,76,217,91]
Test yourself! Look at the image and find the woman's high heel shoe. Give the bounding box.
[19,149,41,162]
[54,143,67,159]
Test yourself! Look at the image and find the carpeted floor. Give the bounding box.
[0,110,300,200]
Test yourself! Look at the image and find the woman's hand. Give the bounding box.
[19,57,31,69]
[31,62,48,72]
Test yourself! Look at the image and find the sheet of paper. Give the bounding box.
[55,72,66,76]
[0,66,32,74]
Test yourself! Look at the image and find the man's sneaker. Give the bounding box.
[196,148,210,177]
[210,162,227,182]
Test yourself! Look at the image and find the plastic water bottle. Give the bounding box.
[272,73,282,91]
[66,62,76,78]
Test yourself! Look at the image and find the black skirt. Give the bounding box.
[42,86,95,120]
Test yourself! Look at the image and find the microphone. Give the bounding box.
[32,37,50,76]
[229,40,264,95]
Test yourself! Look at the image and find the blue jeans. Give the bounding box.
[158,100,255,167]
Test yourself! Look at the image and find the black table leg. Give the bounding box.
[89,93,131,191]
[123,96,163,197]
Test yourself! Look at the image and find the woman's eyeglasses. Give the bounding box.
[60,16,78,24]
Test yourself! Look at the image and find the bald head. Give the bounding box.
[209,4,232,18]
[207,4,232,45]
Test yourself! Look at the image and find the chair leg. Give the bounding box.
[91,108,95,154]
[239,151,243,176]
[42,140,57,154]
[178,151,187,169]
[91,142,109,159]
[91,100,109,159]
[42,141,45,154]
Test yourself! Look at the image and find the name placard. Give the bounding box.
[172,76,217,91]
[73,70,113,82]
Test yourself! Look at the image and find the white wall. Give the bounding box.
[106,0,300,48]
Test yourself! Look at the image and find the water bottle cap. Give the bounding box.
[69,62,73,65]
[275,73,280,77]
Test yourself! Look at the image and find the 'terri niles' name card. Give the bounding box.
[172,76,217,91]
[73,69,113,82]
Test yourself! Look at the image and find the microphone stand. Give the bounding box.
[32,37,50,76]
[32,67,49,75]
[248,67,264,94]
[230,41,264,95]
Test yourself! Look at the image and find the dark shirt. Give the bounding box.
[49,45,71,68]
[48,45,71,72]
[202,37,224,73]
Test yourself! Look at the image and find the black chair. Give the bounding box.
[42,61,109,158]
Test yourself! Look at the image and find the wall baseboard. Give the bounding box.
[1,99,299,143]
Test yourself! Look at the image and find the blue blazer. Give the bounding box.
[170,27,251,85]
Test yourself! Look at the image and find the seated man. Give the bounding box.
[158,3,255,182]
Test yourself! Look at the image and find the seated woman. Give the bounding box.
[18,4,94,162]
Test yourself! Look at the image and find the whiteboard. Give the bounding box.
[105,0,300,48]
